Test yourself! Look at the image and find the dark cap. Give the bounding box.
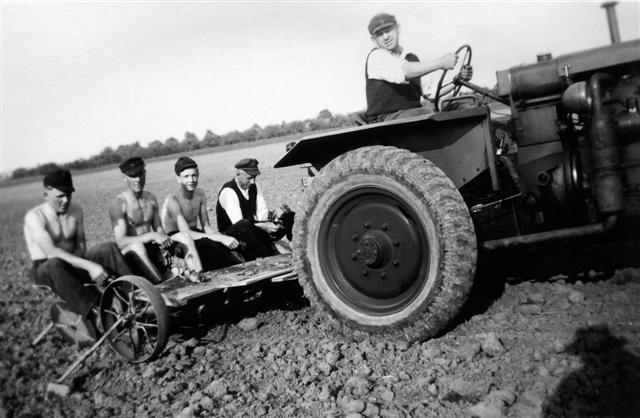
[119,157,145,177]
[43,168,75,193]
[174,156,198,175]
[368,13,396,35]
[235,158,260,176]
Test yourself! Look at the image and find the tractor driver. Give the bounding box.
[24,169,132,328]
[364,13,473,123]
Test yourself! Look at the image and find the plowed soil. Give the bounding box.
[1,143,639,417]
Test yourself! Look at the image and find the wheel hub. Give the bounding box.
[357,233,388,267]
[321,190,428,306]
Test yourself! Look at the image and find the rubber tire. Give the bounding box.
[294,146,476,342]
[100,275,170,362]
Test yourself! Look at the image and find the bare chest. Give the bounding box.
[177,197,202,225]
[45,213,78,243]
[124,198,156,228]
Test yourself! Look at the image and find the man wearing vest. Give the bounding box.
[364,13,473,123]
[216,158,290,261]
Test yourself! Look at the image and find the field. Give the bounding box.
[0,141,304,251]
[2,141,640,417]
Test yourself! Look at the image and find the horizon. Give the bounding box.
[2,1,639,175]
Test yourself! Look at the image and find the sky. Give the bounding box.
[1,1,639,174]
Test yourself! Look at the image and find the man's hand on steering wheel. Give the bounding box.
[434,45,473,111]
[456,65,473,82]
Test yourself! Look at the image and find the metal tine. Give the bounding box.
[112,287,130,306]
[136,324,154,352]
[135,321,158,328]
[102,308,120,318]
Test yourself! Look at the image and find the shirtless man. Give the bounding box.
[161,156,243,271]
[109,157,181,283]
[24,168,131,324]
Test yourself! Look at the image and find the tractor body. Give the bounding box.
[274,4,640,341]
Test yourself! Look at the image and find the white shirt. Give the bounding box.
[218,179,269,224]
[367,48,437,98]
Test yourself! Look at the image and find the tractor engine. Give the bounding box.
[495,10,640,231]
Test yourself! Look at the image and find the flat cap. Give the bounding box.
[43,168,75,193]
[174,156,198,175]
[119,156,145,177]
[368,13,396,35]
[235,158,260,176]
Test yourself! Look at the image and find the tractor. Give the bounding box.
[273,2,640,342]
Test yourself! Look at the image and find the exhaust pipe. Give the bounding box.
[481,215,618,251]
[589,73,624,214]
[601,2,621,44]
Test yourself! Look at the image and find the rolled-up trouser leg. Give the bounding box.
[86,241,133,277]
[33,258,100,318]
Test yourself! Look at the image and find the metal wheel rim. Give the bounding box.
[100,281,163,362]
[318,185,430,315]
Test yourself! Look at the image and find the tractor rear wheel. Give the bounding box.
[294,146,476,342]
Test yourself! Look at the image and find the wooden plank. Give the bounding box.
[158,254,296,306]
[270,272,298,282]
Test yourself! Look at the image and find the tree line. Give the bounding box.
[10,109,354,179]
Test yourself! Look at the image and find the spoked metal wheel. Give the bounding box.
[99,276,170,362]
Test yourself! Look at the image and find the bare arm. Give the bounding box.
[201,192,239,249]
[198,193,216,235]
[150,194,168,235]
[24,210,106,280]
[73,205,87,258]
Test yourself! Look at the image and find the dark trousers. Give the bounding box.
[123,242,170,284]
[194,238,244,271]
[31,241,132,317]
[223,219,278,262]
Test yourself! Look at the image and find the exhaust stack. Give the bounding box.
[601,2,621,44]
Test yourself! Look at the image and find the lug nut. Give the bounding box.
[393,259,400,266]
[393,239,400,246]
[362,270,368,276]
[380,272,387,279]
[382,223,388,230]
[351,234,358,241]
[363,222,370,229]
[351,253,357,260]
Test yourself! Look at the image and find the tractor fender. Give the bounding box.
[275,106,496,189]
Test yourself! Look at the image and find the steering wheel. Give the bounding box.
[434,45,472,111]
